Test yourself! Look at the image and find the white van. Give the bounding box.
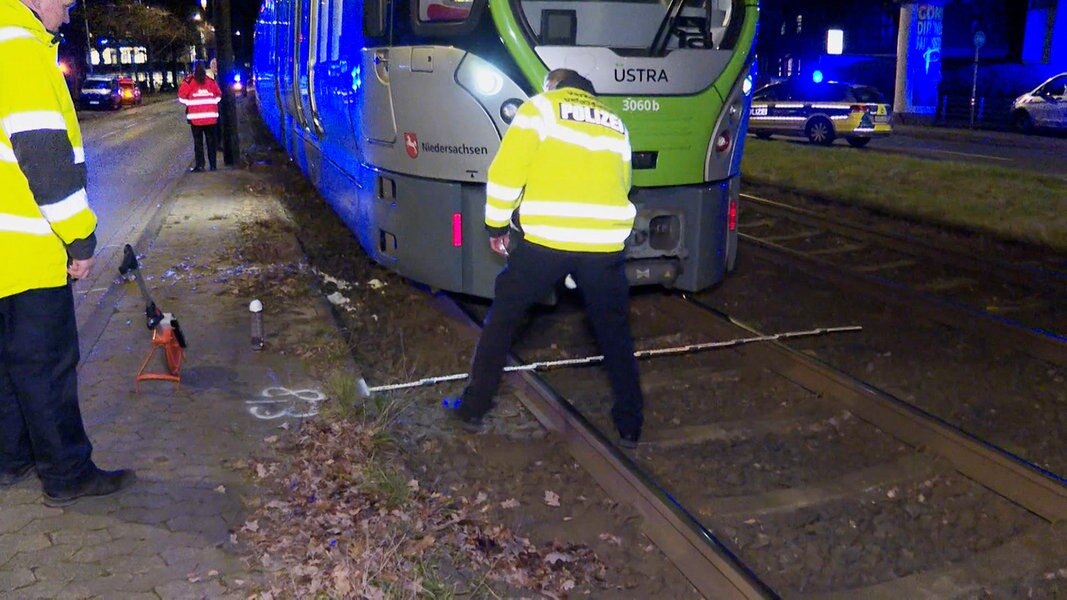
[1009,73,1067,133]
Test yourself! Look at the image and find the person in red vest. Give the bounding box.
[177,61,222,172]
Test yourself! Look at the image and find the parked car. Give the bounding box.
[1010,73,1067,133]
[117,77,142,107]
[79,75,122,110]
[749,79,893,147]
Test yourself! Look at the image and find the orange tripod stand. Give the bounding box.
[119,244,188,392]
[134,317,185,392]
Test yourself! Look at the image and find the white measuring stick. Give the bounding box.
[355,325,861,397]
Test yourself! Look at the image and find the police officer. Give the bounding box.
[447,68,644,448]
[0,0,135,505]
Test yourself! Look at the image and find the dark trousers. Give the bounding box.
[0,286,94,493]
[460,240,644,437]
[191,123,218,169]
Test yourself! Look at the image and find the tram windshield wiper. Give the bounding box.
[649,0,687,57]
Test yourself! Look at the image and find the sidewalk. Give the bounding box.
[0,160,348,597]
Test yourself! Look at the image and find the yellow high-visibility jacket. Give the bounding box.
[485,87,634,253]
[0,0,97,299]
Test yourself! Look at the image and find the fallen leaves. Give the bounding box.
[238,418,605,598]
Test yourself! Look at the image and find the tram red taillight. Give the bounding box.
[728,198,738,232]
[452,213,462,247]
[714,131,732,153]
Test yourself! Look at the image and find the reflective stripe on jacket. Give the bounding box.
[0,0,97,299]
[485,87,634,253]
[178,77,222,126]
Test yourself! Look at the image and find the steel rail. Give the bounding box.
[680,297,1067,523]
[738,237,1067,367]
[740,192,1067,294]
[433,296,779,600]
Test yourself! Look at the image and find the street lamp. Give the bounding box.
[82,1,93,73]
[192,12,206,59]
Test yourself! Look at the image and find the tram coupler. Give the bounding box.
[625,258,681,287]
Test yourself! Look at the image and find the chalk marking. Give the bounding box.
[246,386,326,420]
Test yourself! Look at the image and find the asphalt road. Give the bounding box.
[72,98,193,357]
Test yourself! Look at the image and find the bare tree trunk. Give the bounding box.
[214,0,239,166]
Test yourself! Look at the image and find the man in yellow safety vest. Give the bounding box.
[446,68,644,449]
[0,0,135,506]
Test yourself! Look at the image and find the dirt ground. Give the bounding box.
[229,103,1067,598]
[229,116,700,598]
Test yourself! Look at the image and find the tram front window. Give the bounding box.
[518,0,737,52]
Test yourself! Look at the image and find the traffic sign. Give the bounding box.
[973,31,986,48]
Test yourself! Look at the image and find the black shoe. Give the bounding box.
[453,412,485,434]
[0,463,35,488]
[443,397,486,434]
[188,166,204,172]
[43,469,136,508]
[209,165,217,171]
[618,432,640,450]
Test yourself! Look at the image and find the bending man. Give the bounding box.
[447,68,644,448]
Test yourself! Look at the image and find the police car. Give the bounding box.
[79,75,122,110]
[748,79,893,147]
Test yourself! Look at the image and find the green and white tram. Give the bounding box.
[254,0,759,298]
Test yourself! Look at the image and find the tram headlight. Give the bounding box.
[473,67,503,96]
[457,54,526,128]
[500,98,523,124]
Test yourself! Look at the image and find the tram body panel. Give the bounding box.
[253,0,758,299]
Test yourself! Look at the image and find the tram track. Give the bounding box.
[736,193,1067,367]
[447,291,1067,598]
[274,136,1067,595]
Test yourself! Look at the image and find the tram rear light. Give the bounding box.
[728,198,738,232]
[714,131,732,153]
[452,213,462,247]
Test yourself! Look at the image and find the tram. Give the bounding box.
[253,0,759,299]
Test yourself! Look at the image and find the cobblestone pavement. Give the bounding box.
[1,166,346,599]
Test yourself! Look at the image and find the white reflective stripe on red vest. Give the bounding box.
[182,85,221,125]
